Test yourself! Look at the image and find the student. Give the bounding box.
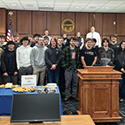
[92,38,99,56]
[43,29,52,45]
[86,26,101,47]
[81,38,97,67]
[76,32,84,49]
[16,37,33,85]
[1,41,18,84]
[109,33,120,58]
[115,40,125,102]
[30,36,47,85]
[98,38,114,66]
[0,46,4,82]
[44,36,50,47]
[57,37,65,94]
[43,36,50,85]
[74,37,79,48]
[62,37,81,101]
[0,35,7,51]
[57,37,65,50]
[13,32,21,50]
[62,33,70,48]
[33,34,40,43]
[27,34,35,47]
[45,38,62,85]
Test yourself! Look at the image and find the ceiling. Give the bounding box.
[0,0,125,13]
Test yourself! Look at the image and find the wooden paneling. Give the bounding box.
[76,13,88,36]
[19,35,27,40]
[103,36,110,40]
[89,13,102,36]
[93,83,111,118]
[3,10,125,41]
[17,11,31,34]
[50,35,60,39]
[117,14,125,36]
[111,82,119,117]
[117,36,125,43]
[61,12,75,35]
[0,33,6,35]
[0,8,6,34]
[32,11,46,35]
[103,14,116,36]
[7,10,17,33]
[47,12,60,35]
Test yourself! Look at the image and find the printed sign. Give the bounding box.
[21,75,36,87]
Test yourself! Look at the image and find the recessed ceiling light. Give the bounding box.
[11,3,16,6]
[26,5,34,7]
[89,6,96,9]
[105,7,110,9]
[39,7,53,11]
[74,6,80,9]
[43,5,49,7]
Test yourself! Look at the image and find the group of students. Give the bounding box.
[0,28,125,101]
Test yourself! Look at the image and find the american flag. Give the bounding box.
[7,18,13,41]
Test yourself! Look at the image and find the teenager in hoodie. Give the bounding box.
[16,37,33,85]
[30,36,47,85]
[45,38,62,85]
[115,40,125,102]
[1,41,18,84]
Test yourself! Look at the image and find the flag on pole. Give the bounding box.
[6,18,13,41]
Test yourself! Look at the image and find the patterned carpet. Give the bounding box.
[61,94,125,125]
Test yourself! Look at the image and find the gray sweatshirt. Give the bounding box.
[30,44,48,68]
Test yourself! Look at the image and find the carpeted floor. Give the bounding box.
[61,94,125,125]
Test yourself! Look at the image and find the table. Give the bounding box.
[0,86,63,115]
[0,115,95,125]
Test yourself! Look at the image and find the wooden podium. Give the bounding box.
[77,66,122,123]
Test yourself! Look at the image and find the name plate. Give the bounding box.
[21,75,36,87]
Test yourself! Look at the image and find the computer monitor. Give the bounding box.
[11,94,61,122]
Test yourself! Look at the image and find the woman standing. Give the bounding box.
[62,33,70,48]
[76,32,84,49]
[115,40,125,102]
[45,38,62,85]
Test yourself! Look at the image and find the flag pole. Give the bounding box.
[93,14,95,27]
[7,11,13,42]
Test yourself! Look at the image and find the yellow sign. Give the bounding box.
[61,19,75,33]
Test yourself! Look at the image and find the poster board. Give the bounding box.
[21,75,36,87]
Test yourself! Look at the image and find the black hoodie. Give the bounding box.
[45,47,62,68]
[115,50,125,71]
[1,49,18,75]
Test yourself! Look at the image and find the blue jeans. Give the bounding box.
[47,67,60,85]
[0,68,1,82]
[119,73,125,99]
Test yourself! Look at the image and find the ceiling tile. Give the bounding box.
[38,3,54,7]
[37,0,54,3]
[55,0,73,3]
[54,7,68,11]
[20,0,36,1]
[0,0,124,13]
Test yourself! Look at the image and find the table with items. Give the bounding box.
[0,85,63,115]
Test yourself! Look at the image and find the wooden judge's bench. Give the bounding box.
[77,66,122,123]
